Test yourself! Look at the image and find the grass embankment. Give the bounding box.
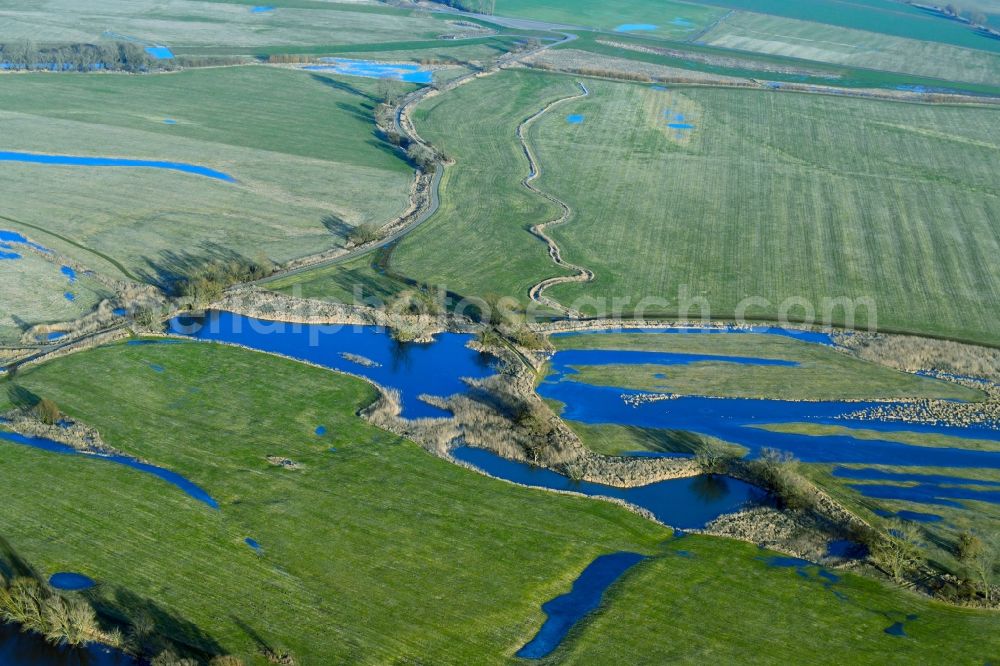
[556,534,1000,663]
[0,341,667,662]
[549,332,983,401]
[565,420,748,457]
[2,342,999,661]
[0,66,413,279]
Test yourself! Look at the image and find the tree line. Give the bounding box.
[0,41,165,72]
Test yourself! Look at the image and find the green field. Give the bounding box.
[563,420,749,457]
[695,0,1000,51]
[548,332,984,401]
[280,70,1000,345]
[699,11,1000,85]
[0,66,413,283]
[2,341,998,662]
[0,0,450,48]
[270,69,577,305]
[0,341,668,662]
[556,533,1000,663]
[493,0,726,38]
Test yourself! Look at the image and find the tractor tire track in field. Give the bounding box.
[521,82,594,318]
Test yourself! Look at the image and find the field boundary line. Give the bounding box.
[521,82,594,318]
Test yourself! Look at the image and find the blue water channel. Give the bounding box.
[516,552,646,659]
[168,311,494,419]
[542,328,1000,514]
[0,431,218,509]
[452,446,766,529]
[0,151,235,182]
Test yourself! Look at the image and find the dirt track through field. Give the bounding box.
[521,82,595,317]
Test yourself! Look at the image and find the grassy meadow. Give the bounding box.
[556,533,1000,664]
[2,341,998,662]
[699,11,1000,86]
[271,69,579,305]
[548,332,984,401]
[0,341,668,662]
[0,0,450,49]
[0,66,413,282]
[530,79,1000,345]
[274,70,1000,345]
[696,0,1000,52]
[493,0,726,38]
[0,250,109,343]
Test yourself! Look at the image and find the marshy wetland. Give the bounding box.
[1,0,999,662]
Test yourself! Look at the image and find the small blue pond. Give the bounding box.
[63,292,75,302]
[60,265,76,282]
[0,622,138,666]
[48,572,96,591]
[668,122,695,129]
[162,119,177,125]
[0,431,218,509]
[251,5,275,12]
[245,538,263,553]
[452,446,766,528]
[168,311,494,419]
[885,622,907,636]
[614,24,658,32]
[47,332,66,341]
[566,114,585,124]
[517,552,645,659]
[304,58,432,84]
[0,152,235,183]
[144,46,174,60]
[0,229,51,253]
[0,250,20,260]
[315,425,327,436]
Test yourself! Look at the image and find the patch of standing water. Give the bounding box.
[46,332,66,342]
[63,292,75,302]
[0,250,20,260]
[552,325,837,345]
[874,508,943,523]
[162,118,177,125]
[48,572,96,591]
[542,328,1000,512]
[566,114,584,124]
[614,24,658,32]
[144,46,174,60]
[245,538,263,553]
[251,5,275,12]
[0,622,138,666]
[315,425,327,436]
[60,266,76,282]
[0,430,218,509]
[452,446,767,529]
[303,58,433,83]
[0,229,51,253]
[0,152,235,183]
[168,311,494,419]
[516,552,645,659]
